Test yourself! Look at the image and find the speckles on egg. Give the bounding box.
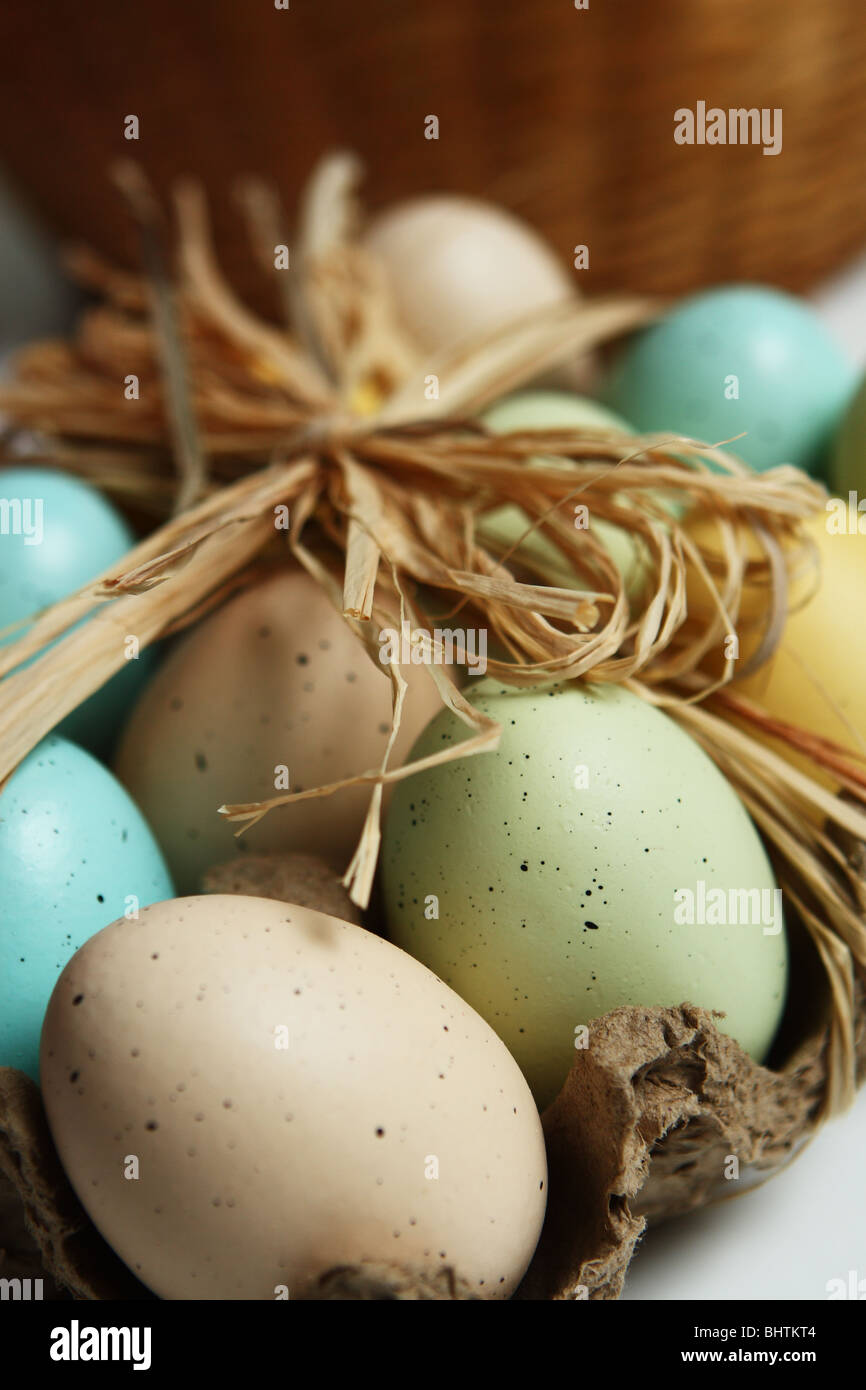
[113,570,443,892]
[40,894,546,1300]
[0,736,174,1081]
[382,679,787,1109]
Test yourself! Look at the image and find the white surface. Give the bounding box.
[623,269,866,1302]
[622,1086,866,1301]
[810,253,866,369]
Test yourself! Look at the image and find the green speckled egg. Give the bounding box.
[830,369,866,498]
[382,680,787,1108]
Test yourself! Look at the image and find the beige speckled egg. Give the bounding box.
[113,569,442,893]
[40,895,547,1300]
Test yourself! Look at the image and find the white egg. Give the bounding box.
[365,195,575,355]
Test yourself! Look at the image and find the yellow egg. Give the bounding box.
[685,509,866,786]
[682,508,781,663]
[114,569,442,892]
[364,196,575,355]
[735,514,866,781]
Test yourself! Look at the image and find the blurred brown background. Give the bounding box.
[1,0,865,305]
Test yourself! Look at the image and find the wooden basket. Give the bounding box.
[0,0,865,302]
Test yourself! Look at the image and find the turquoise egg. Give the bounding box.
[0,467,157,757]
[0,735,174,1081]
[605,286,857,477]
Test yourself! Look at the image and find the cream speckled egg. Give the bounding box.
[40,895,547,1300]
[113,569,442,893]
[382,680,787,1109]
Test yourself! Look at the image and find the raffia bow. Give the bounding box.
[0,153,863,1111]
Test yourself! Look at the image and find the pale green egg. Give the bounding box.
[481,391,630,436]
[478,391,651,600]
[830,369,866,498]
[382,680,788,1109]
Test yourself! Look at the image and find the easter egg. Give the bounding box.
[365,196,574,355]
[733,513,866,787]
[114,568,443,894]
[681,505,789,676]
[481,392,628,438]
[0,467,156,756]
[0,173,77,357]
[0,735,173,1080]
[41,894,547,1299]
[382,680,787,1108]
[830,369,866,497]
[605,286,856,476]
[478,390,650,600]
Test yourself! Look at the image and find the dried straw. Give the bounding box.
[0,154,863,1112]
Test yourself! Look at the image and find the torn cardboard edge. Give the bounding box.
[0,1068,150,1300]
[517,997,864,1300]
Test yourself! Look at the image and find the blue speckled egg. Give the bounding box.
[605,285,857,476]
[0,735,174,1080]
[0,466,157,757]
